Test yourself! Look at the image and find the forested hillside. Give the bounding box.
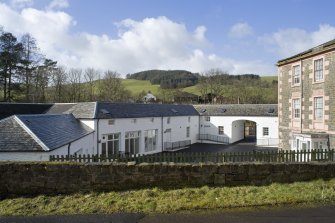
[126,70,200,88]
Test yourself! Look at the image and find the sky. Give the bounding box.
[1,0,335,77]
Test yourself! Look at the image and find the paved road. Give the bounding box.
[179,138,277,153]
[1,206,335,223]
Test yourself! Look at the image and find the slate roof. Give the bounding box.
[0,114,94,152]
[96,102,199,119]
[63,102,96,119]
[64,102,199,119]
[46,103,77,114]
[193,104,278,117]
[16,114,94,150]
[0,116,43,151]
[0,103,53,120]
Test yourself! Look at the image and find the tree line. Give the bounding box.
[126,70,200,88]
[197,69,278,104]
[0,28,129,103]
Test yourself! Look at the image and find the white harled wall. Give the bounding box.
[95,116,199,155]
[199,116,278,146]
[0,133,95,161]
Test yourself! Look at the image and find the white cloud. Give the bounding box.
[260,24,335,58]
[10,0,33,8]
[229,22,253,38]
[0,2,273,75]
[46,0,69,10]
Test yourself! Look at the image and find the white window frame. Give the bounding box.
[125,131,140,155]
[218,126,224,135]
[205,116,210,122]
[108,119,115,125]
[263,127,269,136]
[293,65,300,85]
[101,133,120,156]
[292,98,301,119]
[314,96,323,120]
[167,117,170,124]
[144,129,158,152]
[314,58,323,82]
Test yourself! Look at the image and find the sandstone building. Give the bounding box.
[277,39,335,150]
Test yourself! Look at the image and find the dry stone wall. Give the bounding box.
[1,162,335,196]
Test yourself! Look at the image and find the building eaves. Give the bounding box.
[277,39,335,66]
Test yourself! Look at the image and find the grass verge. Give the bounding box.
[1,179,335,216]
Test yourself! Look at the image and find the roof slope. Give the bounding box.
[0,103,53,120]
[193,104,278,116]
[46,103,77,114]
[16,114,94,151]
[0,116,43,151]
[63,102,96,119]
[96,102,199,118]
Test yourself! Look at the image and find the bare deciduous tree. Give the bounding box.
[68,68,82,102]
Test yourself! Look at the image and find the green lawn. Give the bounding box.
[122,79,160,96]
[182,85,201,96]
[1,179,334,216]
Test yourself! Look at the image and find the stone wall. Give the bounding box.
[278,50,335,150]
[1,162,335,196]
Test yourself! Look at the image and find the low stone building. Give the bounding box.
[277,39,335,150]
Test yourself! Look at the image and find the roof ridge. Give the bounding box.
[17,113,73,118]
[93,101,98,119]
[14,116,50,151]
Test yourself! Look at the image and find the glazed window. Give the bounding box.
[218,126,224,135]
[263,127,269,136]
[314,59,323,81]
[314,97,323,120]
[292,99,301,119]
[293,65,300,85]
[144,129,158,152]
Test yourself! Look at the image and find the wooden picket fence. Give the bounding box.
[50,149,335,164]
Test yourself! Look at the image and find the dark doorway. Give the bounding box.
[244,121,256,143]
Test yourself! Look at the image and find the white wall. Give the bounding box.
[231,120,245,143]
[0,133,95,161]
[97,116,199,155]
[199,116,278,146]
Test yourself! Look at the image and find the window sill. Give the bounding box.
[312,80,324,85]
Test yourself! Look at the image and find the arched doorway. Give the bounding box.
[231,119,256,144]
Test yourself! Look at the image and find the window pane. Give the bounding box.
[314,59,323,81]
[107,141,113,155]
[314,97,323,119]
[293,65,300,84]
[113,141,119,154]
[125,140,129,153]
[101,142,106,156]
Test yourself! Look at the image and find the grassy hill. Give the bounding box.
[123,76,278,97]
[261,76,278,83]
[122,79,160,95]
